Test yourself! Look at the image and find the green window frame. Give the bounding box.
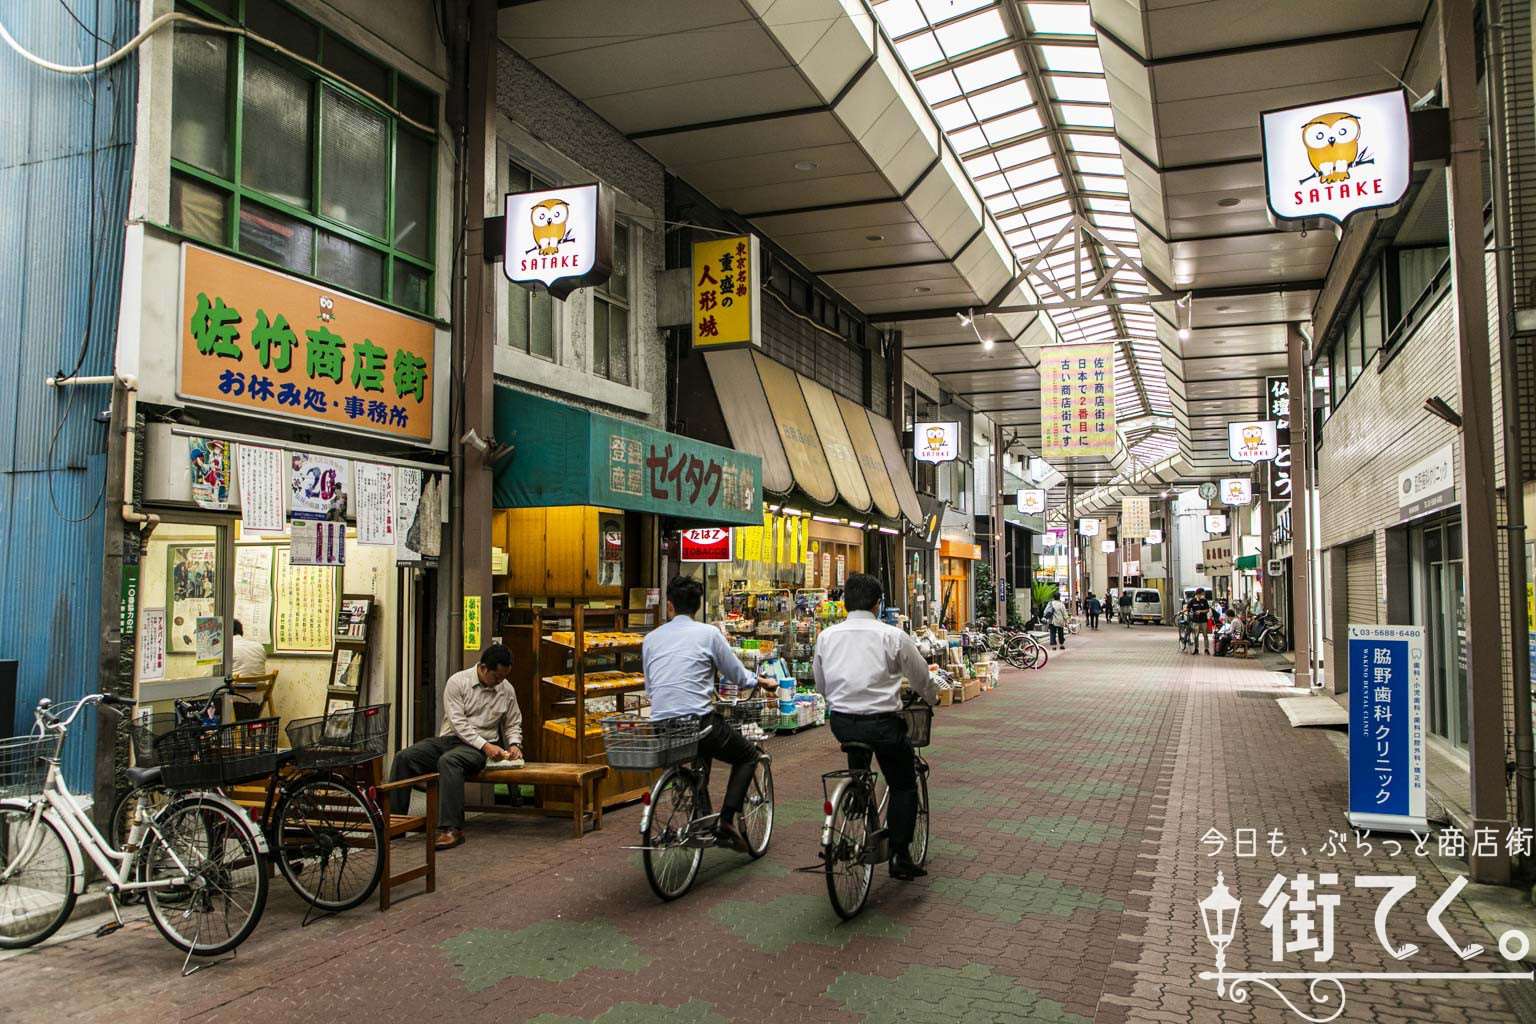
[167,0,437,316]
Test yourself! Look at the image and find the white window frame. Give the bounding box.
[591,219,634,386]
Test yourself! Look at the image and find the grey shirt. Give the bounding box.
[439,667,523,750]
[642,614,757,721]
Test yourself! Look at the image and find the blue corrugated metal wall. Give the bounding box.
[0,3,137,790]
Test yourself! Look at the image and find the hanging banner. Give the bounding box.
[1121,560,1141,577]
[139,608,167,681]
[1348,624,1428,832]
[237,444,285,532]
[1220,477,1253,507]
[913,422,960,464]
[1040,342,1116,459]
[1120,496,1150,539]
[291,519,347,566]
[188,437,230,510]
[1017,488,1046,515]
[355,463,396,546]
[1266,375,1293,502]
[290,452,348,520]
[395,467,423,563]
[504,183,614,300]
[1201,538,1233,576]
[1078,518,1101,537]
[1147,528,1163,545]
[1204,513,1229,534]
[680,527,732,562]
[1261,89,1412,230]
[1101,539,1117,553]
[691,234,761,349]
[1227,421,1278,463]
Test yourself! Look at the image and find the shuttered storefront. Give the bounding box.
[1345,538,1378,627]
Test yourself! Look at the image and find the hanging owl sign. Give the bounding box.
[503,182,614,299]
[1260,89,1411,230]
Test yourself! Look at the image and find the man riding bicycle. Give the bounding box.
[813,573,939,880]
[642,576,773,853]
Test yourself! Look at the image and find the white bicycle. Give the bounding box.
[0,694,270,970]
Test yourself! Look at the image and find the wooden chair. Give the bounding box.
[373,771,439,911]
[230,671,279,719]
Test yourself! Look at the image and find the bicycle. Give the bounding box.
[0,694,270,972]
[1000,628,1048,670]
[817,697,932,920]
[608,697,776,901]
[117,697,390,919]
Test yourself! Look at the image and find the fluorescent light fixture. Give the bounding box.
[812,515,841,524]
[781,507,805,517]
[878,526,899,535]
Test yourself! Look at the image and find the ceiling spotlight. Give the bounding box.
[957,309,974,328]
[1178,327,1190,341]
[1216,197,1240,208]
[865,233,885,242]
[981,336,995,351]
[793,160,818,172]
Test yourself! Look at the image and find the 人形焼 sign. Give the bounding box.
[178,245,436,444]
[1261,89,1411,231]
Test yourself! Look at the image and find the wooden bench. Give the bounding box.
[374,771,439,911]
[466,762,609,838]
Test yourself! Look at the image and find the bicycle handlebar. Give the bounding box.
[33,692,137,735]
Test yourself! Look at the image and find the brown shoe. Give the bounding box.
[434,828,465,850]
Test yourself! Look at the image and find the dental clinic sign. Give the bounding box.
[1261,89,1411,230]
[504,183,613,299]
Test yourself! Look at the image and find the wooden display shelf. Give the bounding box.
[542,671,645,696]
[546,631,646,650]
[543,715,607,739]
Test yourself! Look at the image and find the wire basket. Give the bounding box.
[0,735,55,800]
[599,714,702,770]
[902,702,933,749]
[128,713,192,769]
[285,703,389,769]
[715,696,780,734]
[153,718,280,789]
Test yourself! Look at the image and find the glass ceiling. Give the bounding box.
[872,0,1173,432]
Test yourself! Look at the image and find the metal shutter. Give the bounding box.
[1345,538,1377,627]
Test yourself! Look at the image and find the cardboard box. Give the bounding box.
[937,688,954,706]
[962,678,982,702]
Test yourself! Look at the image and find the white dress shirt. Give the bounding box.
[439,667,523,750]
[642,614,757,721]
[231,636,268,678]
[813,611,938,715]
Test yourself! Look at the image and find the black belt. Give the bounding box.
[830,709,902,721]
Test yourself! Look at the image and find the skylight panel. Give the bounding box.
[953,49,1022,91]
[1085,196,1131,213]
[934,99,979,131]
[993,136,1053,168]
[1066,132,1120,154]
[974,171,1009,196]
[1030,199,1074,222]
[1009,177,1065,207]
[896,31,944,69]
[919,0,993,20]
[1073,154,1125,175]
[1057,103,1115,128]
[1039,44,1102,73]
[1079,174,1128,193]
[966,79,1032,119]
[1002,156,1059,186]
[917,70,963,104]
[1091,212,1135,230]
[964,152,1002,177]
[937,9,1007,59]
[877,0,928,38]
[1026,2,1093,35]
[982,108,1044,145]
[1047,74,1110,102]
[949,126,988,154]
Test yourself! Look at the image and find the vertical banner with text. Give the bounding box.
[1347,624,1428,832]
[1040,342,1116,459]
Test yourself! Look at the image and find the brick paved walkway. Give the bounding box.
[1,628,1527,1022]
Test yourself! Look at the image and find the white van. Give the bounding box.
[1126,587,1164,623]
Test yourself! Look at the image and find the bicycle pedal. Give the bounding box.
[95,921,124,938]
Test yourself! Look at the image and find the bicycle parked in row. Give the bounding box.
[0,694,270,972]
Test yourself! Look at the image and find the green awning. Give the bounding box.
[1235,554,1259,570]
[493,387,763,525]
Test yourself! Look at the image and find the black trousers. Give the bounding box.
[829,712,919,852]
[1087,612,1099,628]
[1049,624,1066,647]
[389,734,487,830]
[694,712,759,820]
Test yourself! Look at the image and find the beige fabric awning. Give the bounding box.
[867,409,924,526]
[749,352,837,505]
[704,349,793,495]
[798,376,872,513]
[836,394,901,521]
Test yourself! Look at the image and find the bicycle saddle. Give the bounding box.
[126,765,162,788]
[840,742,874,754]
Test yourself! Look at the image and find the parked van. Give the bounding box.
[1125,587,1164,623]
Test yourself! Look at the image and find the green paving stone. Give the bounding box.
[926,786,1011,811]
[439,919,648,991]
[826,963,1090,1024]
[924,836,978,861]
[711,892,907,952]
[987,815,1127,847]
[946,756,1041,775]
[1067,750,1143,767]
[526,1001,728,1024]
[931,870,1123,923]
[773,797,829,826]
[1023,778,1139,800]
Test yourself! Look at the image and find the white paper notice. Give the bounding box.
[356,463,396,545]
[291,519,347,566]
[139,608,167,681]
[396,467,423,563]
[237,444,286,532]
[290,452,349,520]
[233,545,274,644]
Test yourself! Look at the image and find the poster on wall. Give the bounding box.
[233,545,275,645]
[395,467,423,563]
[188,437,230,510]
[194,616,225,665]
[417,475,443,557]
[835,553,847,586]
[290,452,349,521]
[291,519,347,566]
[139,608,167,681]
[274,547,337,654]
[237,444,285,532]
[355,463,396,545]
[168,544,216,654]
[1040,342,1116,459]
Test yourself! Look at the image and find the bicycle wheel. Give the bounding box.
[738,757,774,859]
[273,776,384,912]
[824,782,874,920]
[1027,638,1048,669]
[1265,629,1286,653]
[0,805,77,949]
[642,769,703,901]
[111,784,172,852]
[141,795,267,956]
[910,770,930,868]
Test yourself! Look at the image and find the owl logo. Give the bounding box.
[1242,426,1263,448]
[925,426,947,448]
[1301,112,1362,185]
[528,198,571,256]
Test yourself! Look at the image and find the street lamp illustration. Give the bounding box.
[1199,871,1241,995]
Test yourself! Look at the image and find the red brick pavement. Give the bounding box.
[0,627,1526,1023]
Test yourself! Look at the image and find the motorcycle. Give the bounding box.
[1244,610,1286,653]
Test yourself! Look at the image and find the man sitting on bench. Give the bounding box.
[390,643,523,851]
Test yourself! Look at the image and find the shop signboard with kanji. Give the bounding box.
[1039,342,1116,459]
[1265,375,1293,501]
[691,234,760,349]
[178,246,436,444]
[680,528,732,562]
[1347,624,1427,832]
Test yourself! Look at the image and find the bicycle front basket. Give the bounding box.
[599,714,702,770]
[901,703,933,749]
[285,703,390,769]
[0,735,54,800]
[154,717,280,789]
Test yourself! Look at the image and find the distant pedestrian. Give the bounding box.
[1085,592,1101,630]
[1118,590,1133,627]
[1185,588,1212,655]
[1045,589,1069,649]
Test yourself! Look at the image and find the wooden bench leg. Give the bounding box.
[425,780,438,896]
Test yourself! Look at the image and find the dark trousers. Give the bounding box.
[1087,612,1099,629]
[695,712,759,820]
[389,734,487,830]
[1049,624,1066,647]
[1121,607,1133,626]
[829,712,919,852]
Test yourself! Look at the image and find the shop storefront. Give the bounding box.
[939,538,981,630]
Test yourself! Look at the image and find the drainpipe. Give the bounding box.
[1485,0,1534,849]
[993,421,1006,626]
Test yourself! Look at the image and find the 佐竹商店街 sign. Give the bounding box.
[1040,342,1116,459]
[1260,89,1411,229]
[503,183,614,299]
[691,234,760,349]
[178,246,435,443]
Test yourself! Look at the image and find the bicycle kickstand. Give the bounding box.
[94,892,125,938]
